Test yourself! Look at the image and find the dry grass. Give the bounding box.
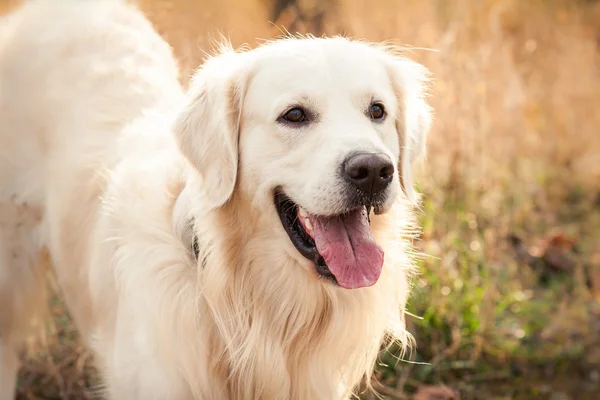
[2,0,599,399]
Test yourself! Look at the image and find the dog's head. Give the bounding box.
[175,37,432,290]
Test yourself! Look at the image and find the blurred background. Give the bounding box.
[2,0,599,399]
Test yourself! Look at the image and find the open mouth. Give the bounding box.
[274,190,384,289]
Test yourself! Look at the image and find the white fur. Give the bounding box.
[0,1,432,399]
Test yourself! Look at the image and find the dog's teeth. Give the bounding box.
[298,206,308,218]
[304,218,313,233]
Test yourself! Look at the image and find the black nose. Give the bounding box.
[342,153,394,196]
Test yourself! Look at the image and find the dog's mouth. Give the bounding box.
[274,191,384,289]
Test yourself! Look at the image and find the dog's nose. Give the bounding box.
[343,153,394,196]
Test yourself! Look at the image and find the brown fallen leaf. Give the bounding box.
[540,230,577,273]
[413,384,460,400]
[587,253,600,300]
[509,231,578,278]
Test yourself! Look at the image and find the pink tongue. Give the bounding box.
[311,208,384,289]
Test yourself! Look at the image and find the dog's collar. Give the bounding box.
[192,232,199,260]
[189,219,208,269]
[187,216,200,260]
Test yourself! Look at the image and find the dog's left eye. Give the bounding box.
[369,103,385,120]
[281,107,307,123]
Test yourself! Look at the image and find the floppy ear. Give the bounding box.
[173,46,249,209]
[387,57,433,204]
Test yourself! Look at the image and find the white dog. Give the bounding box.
[0,0,432,399]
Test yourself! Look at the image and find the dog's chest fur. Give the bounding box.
[87,148,409,399]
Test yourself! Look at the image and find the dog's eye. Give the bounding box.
[281,107,307,123]
[369,103,385,120]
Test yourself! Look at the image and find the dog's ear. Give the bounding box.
[386,56,433,204]
[173,46,249,209]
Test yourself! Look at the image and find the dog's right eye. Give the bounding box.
[280,107,307,123]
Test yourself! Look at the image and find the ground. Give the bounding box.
[2,0,599,399]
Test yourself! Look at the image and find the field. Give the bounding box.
[3,0,600,399]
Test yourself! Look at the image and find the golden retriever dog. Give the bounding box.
[0,0,432,398]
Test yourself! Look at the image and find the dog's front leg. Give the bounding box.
[0,339,19,400]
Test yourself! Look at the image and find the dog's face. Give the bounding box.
[175,37,432,289]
